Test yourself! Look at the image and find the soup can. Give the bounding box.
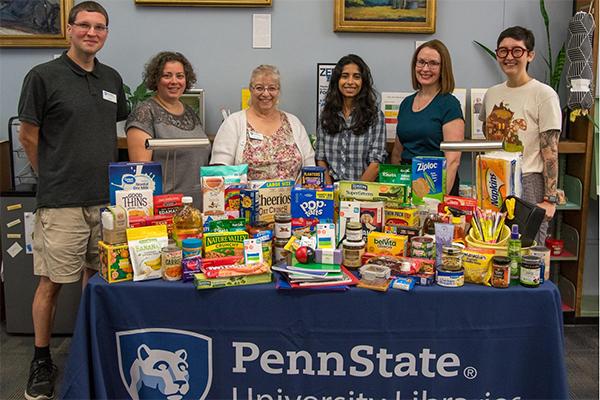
[161,245,182,281]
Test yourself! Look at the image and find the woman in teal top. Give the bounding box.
[391,40,464,195]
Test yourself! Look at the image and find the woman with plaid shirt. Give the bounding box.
[316,54,387,184]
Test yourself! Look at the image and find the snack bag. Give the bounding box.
[411,157,446,205]
[463,247,494,286]
[126,225,169,281]
[200,164,248,215]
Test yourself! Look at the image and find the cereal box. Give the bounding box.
[115,189,154,219]
[203,231,248,258]
[338,181,408,209]
[290,185,334,236]
[245,180,294,225]
[109,162,162,205]
[411,157,447,205]
[366,232,408,256]
[99,241,133,283]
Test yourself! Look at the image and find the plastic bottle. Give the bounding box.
[172,196,202,248]
[507,224,522,284]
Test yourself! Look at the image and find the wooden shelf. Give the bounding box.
[558,140,586,154]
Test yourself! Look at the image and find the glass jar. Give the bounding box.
[343,239,365,269]
[520,255,541,288]
[441,245,463,271]
[345,221,363,242]
[274,214,292,240]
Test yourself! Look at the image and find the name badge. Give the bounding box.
[248,131,264,141]
[102,90,117,103]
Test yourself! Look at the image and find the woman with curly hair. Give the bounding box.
[126,51,211,207]
[316,54,387,183]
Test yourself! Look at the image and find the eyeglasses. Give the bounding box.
[251,85,279,94]
[416,59,441,69]
[495,47,528,58]
[71,22,108,33]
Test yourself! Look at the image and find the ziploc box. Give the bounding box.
[411,157,446,205]
[290,185,334,236]
[109,162,162,205]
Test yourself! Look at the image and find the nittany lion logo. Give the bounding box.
[117,328,212,400]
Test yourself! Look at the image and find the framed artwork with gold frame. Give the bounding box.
[334,0,436,33]
[135,0,271,6]
[0,0,74,48]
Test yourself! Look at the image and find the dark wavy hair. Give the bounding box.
[143,51,197,91]
[319,54,378,136]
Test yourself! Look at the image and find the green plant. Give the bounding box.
[123,81,153,113]
[473,0,566,93]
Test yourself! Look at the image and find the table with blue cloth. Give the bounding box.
[60,275,568,400]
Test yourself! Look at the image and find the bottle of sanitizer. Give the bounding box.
[507,224,522,285]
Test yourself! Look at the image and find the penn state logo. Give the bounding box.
[116,328,212,400]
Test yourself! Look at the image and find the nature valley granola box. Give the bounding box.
[203,231,248,258]
[411,157,446,205]
[366,232,408,256]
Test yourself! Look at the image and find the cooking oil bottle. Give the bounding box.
[172,196,202,248]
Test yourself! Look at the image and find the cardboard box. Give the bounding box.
[115,189,154,219]
[338,181,408,209]
[99,241,133,283]
[290,185,334,236]
[366,232,408,256]
[241,180,294,225]
[109,162,162,205]
[411,157,446,205]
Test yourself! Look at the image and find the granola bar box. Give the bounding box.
[411,157,446,205]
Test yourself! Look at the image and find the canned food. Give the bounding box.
[436,267,464,288]
[441,245,463,271]
[273,238,291,265]
[411,236,434,250]
[161,245,182,281]
[274,214,292,240]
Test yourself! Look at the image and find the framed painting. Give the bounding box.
[334,0,436,33]
[0,0,73,47]
[135,0,271,6]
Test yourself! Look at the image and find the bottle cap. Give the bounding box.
[511,224,519,239]
[182,196,193,204]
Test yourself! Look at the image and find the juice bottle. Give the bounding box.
[172,196,202,248]
[507,224,522,284]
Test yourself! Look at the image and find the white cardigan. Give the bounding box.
[210,110,315,167]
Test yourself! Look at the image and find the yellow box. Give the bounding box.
[98,241,133,283]
[366,232,408,256]
[385,208,419,228]
[203,231,248,258]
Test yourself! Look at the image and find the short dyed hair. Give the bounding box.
[249,65,281,88]
[497,26,535,51]
[68,1,109,26]
[411,39,456,94]
[143,52,197,91]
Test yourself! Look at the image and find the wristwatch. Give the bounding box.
[544,195,558,204]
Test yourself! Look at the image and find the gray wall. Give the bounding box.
[2,0,596,296]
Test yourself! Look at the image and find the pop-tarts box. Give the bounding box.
[411,157,446,205]
[291,185,334,236]
[109,162,163,205]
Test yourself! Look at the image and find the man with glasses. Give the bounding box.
[18,2,127,398]
[479,26,561,244]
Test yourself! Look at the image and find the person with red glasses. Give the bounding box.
[479,26,561,244]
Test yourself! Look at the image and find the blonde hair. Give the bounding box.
[249,64,281,88]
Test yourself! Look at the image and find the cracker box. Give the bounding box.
[411,157,447,205]
[154,194,183,216]
[290,185,335,236]
[385,208,419,228]
[203,231,248,258]
[109,162,162,205]
[115,189,154,219]
[241,180,294,225]
[338,181,408,209]
[366,232,408,256]
[99,241,133,283]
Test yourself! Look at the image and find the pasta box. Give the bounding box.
[109,162,162,205]
[291,185,334,236]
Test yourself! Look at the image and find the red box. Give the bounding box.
[545,238,564,256]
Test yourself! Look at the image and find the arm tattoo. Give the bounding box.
[540,129,560,197]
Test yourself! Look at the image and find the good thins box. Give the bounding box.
[291,185,335,236]
[411,157,446,205]
[241,180,294,225]
[99,241,133,283]
[115,189,154,219]
[109,162,162,205]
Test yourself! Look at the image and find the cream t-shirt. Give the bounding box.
[479,79,561,174]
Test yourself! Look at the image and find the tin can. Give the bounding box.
[520,255,541,288]
[343,239,365,269]
[411,236,434,250]
[161,245,182,281]
[529,246,550,282]
[491,256,511,288]
[436,267,464,288]
[274,214,292,240]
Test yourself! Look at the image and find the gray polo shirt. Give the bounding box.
[18,52,129,208]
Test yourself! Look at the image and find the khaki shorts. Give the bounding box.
[33,205,106,284]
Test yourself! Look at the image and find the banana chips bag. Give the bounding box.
[127,225,169,281]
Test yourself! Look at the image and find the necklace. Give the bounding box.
[154,96,183,115]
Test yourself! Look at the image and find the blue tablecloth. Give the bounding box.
[60,275,568,400]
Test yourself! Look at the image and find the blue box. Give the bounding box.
[290,185,334,235]
[109,162,163,205]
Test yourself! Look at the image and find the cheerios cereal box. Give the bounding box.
[411,157,446,205]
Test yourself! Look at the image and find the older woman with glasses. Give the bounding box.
[211,64,314,180]
[479,26,561,244]
[391,39,464,195]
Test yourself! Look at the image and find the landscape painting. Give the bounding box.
[0,0,73,47]
[334,0,436,33]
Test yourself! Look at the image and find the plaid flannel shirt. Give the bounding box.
[315,110,387,181]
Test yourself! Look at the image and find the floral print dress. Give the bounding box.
[242,112,302,180]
